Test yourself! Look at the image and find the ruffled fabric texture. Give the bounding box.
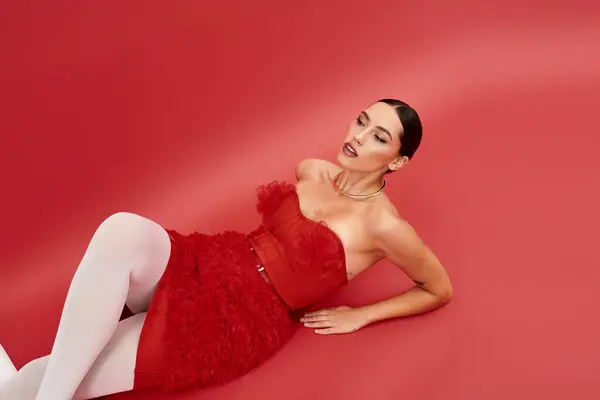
[137,180,347,392]
[159,228,295,391]
[254,180,296,217]
[255,180,345,276]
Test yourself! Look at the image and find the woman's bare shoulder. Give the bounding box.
[295,158,341,183]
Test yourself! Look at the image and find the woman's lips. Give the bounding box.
[342,142,357,157]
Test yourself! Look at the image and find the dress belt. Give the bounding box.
[248,245,271,285]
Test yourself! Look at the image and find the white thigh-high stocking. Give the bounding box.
[1,313,147,400]
[0,345,17,386]
[1,212,171,400]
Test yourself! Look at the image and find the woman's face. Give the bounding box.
[337,102,406,173]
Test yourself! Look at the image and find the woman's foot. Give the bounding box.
[0,344,17,385]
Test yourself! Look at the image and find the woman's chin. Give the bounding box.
[336,152,358,166]
[335,154,385,174]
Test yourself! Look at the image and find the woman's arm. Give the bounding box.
[359,216,453,324]
[301,215,453,334]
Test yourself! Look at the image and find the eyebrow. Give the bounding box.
[361,111,393,140]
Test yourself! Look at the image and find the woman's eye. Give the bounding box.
[356,117,365,126]
[375,135,386,143]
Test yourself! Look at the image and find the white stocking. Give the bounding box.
[1,313,147,400]
[0,345,17,386]
[1,212,171,400]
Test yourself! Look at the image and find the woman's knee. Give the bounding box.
[91,212,163,253]
[85,212,170,285]
[96,212,149,237]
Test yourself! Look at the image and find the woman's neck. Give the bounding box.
[333,169,386,197]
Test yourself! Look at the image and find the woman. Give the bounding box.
[0,98,453,399]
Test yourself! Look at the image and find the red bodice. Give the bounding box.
[246,181,348,310]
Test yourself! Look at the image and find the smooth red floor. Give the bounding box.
[1,1,599,399]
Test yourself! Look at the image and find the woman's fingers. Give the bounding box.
[301,314,330,322]
[302,320,332,328]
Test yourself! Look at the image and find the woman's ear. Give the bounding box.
[388,156,410,172]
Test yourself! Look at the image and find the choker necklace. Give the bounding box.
[331,171,386,200]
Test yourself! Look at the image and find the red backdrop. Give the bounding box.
[1,1,599,399]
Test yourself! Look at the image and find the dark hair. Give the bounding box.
[377,98,422,174]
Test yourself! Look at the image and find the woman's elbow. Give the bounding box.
[435,283,454,304]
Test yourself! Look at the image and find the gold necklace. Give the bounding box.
[331,171,386,200]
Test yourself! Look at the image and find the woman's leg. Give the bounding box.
[4,212,172,400]
[1,313,147,400]
[0,345,17,386]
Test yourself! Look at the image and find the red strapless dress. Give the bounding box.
[133,181,348,392]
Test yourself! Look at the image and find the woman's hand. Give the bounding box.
[300,306,369,335]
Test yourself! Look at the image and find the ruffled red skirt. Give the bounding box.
[133,229,296,392]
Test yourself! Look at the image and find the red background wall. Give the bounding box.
[1,1,599,399]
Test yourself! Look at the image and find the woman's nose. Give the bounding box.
[353,130,367,145]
